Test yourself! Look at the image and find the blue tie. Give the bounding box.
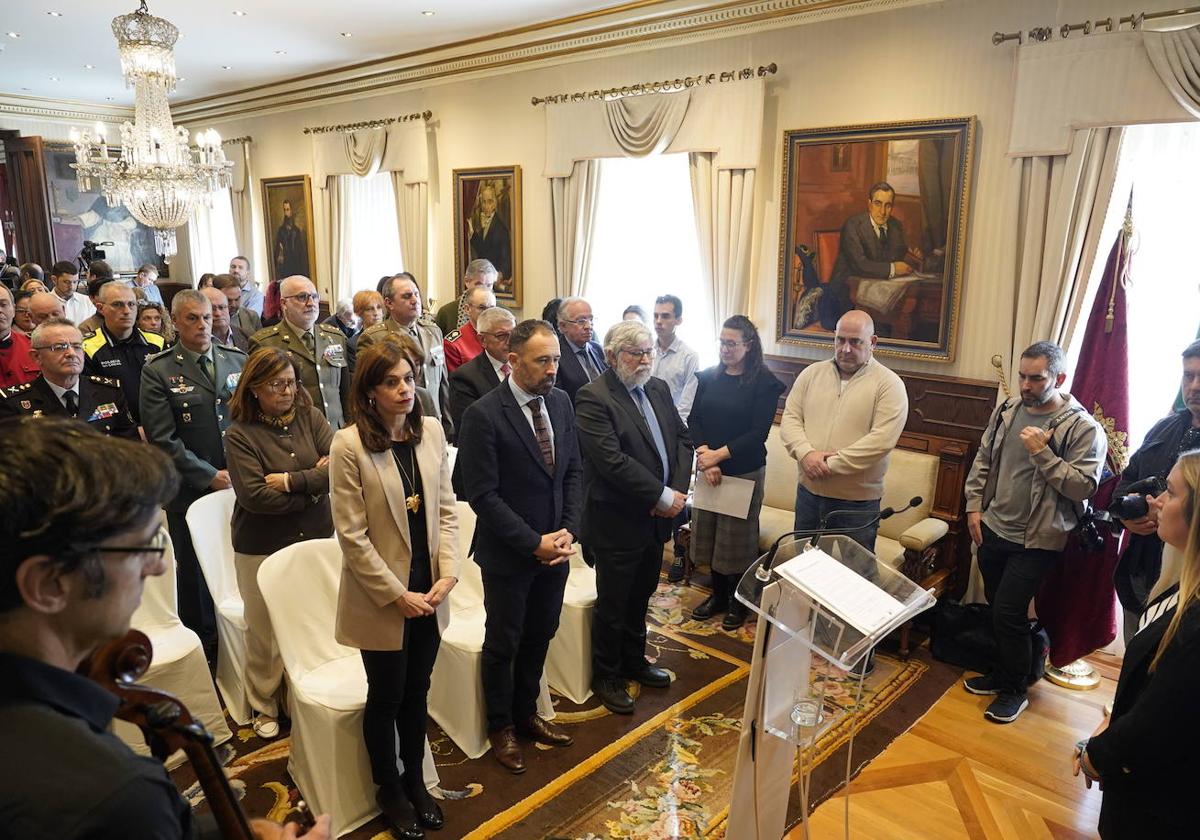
[633,385,669,484]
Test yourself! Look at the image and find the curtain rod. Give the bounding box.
[992,5,1200,45]
[221,136,251,145]
[530,63,777,106]
[302,111,432,135]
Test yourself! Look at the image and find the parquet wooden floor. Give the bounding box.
[789,667,1117,840]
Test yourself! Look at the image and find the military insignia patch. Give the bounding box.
[226,372,241,389]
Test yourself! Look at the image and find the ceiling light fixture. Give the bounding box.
[232,10,247,16]
[84,63,95,69]
[49,76,60,82]
[422,10,435,16]
[69,0,232,256]
[6,32,20,39]
[274,49,286,55]
[340,31,352,37]
[48,11,64,17]
[221,64,232,70]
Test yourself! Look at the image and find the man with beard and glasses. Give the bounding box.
[963,340,1106,724]
[456,319,582,774]
[575,320,693,714]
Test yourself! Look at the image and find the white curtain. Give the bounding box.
[689,151,755,328]
[343,128,386,177]
[227,140,253,258]
[392,174,428,296]
[604,94,689,156]
[1144,24,1200,118]
[321,177,351,302]
[549,159,602,299]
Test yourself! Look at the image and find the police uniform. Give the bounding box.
[139,342,248,651]
[357,315,450,435]
[248,318,349,430]
[82,326,165,423]
[443,320,483,373]
[0,374,138,439]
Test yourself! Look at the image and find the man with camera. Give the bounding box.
[1112,340,1200,640]
[964,341,1106,724]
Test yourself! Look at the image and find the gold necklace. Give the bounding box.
[393,443,421,514]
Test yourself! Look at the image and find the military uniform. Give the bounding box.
[0,330,39,389]
[140,342,248,651]
[357,315,449,432]
[248,318,349,430]
[443,320,483,373]
[82,326,165,423]
[0,374,138,439]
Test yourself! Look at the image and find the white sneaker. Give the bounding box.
[253,714,280,739]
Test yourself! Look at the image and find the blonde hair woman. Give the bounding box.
[1074,449,1200,838]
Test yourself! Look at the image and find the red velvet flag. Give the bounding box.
[1035,205,1132,667]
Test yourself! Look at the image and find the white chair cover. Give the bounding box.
[258,539,438,837]
[185,488,251,724]
[116,521,233,768]
[545,548,596,704]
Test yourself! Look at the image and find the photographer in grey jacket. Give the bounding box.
[963,341,1107,724]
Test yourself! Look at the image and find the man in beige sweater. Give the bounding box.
[780,310,908,552]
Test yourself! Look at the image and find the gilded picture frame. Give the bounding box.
[452,165,523,308]
[261,174,318,286]
[776,117,976,363]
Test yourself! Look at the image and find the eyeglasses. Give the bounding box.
[91,526,169,560]
[717,340,747,350]
[480,331,512,342]
[621,347,656,360]
[105,300,138,311]
[264,379,299,393]
[284,292,320,304]
[33,341,84,353]
[562,316,594,326]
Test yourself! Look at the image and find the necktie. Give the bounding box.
[877,225,886,243]
[633,386,670,484]
[0,334,11,350]
[63,389,79,417]
[578,348,597,381]
[198,354,215,386]
[528,396,555,472]
[302,330,315,355]
[500,362,511,377]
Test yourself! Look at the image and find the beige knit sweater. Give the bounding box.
[779,358,908,501]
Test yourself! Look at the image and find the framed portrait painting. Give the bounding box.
[776,117,976,363]
[261,175,318,286]
[452,165,522,307]
[43,143,159,273]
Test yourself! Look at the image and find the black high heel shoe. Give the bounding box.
[404,778,444,830]
[375,783,424,839]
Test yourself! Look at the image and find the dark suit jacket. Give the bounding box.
[556,338,607,404]
[1087,589,1200,836]
[458,382,582,575]
[575,370,693,550]
[0,375,138,439]
[469,215,511,280]
[448,351,502,433]
[821,212,909,329]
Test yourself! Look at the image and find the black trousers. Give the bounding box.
[165,510,216,651]
[977,525,1060,695]
[481,561,569,732]
[360,615,441,787]
[591,542,663,679]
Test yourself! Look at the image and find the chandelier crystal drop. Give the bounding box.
[70,0,231,256]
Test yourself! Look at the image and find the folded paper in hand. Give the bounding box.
[693,474,755,519]
[775,548,905,637]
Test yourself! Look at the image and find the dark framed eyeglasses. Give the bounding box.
[90,526,169,559]
[620,347,656,360]
[33,341,84,353]
[562,316,594,326]
[284,292,320,304]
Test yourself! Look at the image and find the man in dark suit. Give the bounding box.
[447,306,515,432]
[575,320,693,714]
[468,185,511,281]
[554,296,607,403]
[141,290,248,655]
[0,318,138,439]
[820,181,920,330]
[458,319,582,773]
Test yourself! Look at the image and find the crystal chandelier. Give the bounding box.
[70,0,232,256]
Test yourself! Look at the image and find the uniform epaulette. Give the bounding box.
[445,329,462,342]
[81,328,100,340]
[4,381,33,394]
[214,341,248,354]
[87,375,121,388]
[363,322,389,337]
[250,324,282,342]
[418,314,437,327]
[144,346,174,363]
[318,322,343,335]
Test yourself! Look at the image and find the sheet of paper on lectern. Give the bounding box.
[692,474,755,519]
[774,548,905,636]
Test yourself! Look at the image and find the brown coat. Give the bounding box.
[330,417,459,650]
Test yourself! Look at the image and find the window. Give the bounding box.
[340,172,403,295]
[187,187,238,279]
[1108,123,1200,449]
[585,154,715,365]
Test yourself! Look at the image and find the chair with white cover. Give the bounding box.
[185,488,251,725]
[257,539,439,837]
[544,546,597,704]
[116,522,232,768]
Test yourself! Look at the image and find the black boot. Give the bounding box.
[722,586,748,631]
[692,572,729,620]
[376,782,424,839]
[403,774,444,830]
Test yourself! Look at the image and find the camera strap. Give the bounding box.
[1043,403,1084,456]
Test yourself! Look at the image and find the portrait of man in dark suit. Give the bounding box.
[273,200,310,280]
[468,185,512,283]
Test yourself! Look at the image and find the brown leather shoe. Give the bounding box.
[516,714,574,747]
[488,726,527,774]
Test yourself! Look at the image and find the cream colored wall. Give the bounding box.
[36,0,1173,380]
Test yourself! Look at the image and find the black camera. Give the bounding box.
[1107,476,1168,522]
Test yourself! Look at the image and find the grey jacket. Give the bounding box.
[964,394,1107,551]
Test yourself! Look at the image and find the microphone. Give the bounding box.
[819,495,923,530]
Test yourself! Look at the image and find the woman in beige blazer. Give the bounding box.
[330,337,459,840]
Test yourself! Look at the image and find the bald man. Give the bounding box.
[28,292,66,327]
[780,309,908,558]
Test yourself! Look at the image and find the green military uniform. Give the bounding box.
[248,318,349,430]
[0,374,138,439]
[357,315,449,433]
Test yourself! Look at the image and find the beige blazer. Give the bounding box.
[330,417,460,650]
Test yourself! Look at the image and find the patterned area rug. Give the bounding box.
[173,570,960,838]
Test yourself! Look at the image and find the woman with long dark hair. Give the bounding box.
[330,339,459,839]
[1074,449,1200,837]
[224,347,333,739]
[688,315,784,629]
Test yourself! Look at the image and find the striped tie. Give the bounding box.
[529,396,554,472]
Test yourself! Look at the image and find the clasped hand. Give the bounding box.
[395,576,457,617]
[801,450,833,479]
[536,529,575,565]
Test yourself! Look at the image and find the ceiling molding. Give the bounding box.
[0,93,133,126]
[171,0,933,123]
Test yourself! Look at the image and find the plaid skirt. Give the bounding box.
[690,466,766,576]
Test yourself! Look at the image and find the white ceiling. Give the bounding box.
[0,0,635,105]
